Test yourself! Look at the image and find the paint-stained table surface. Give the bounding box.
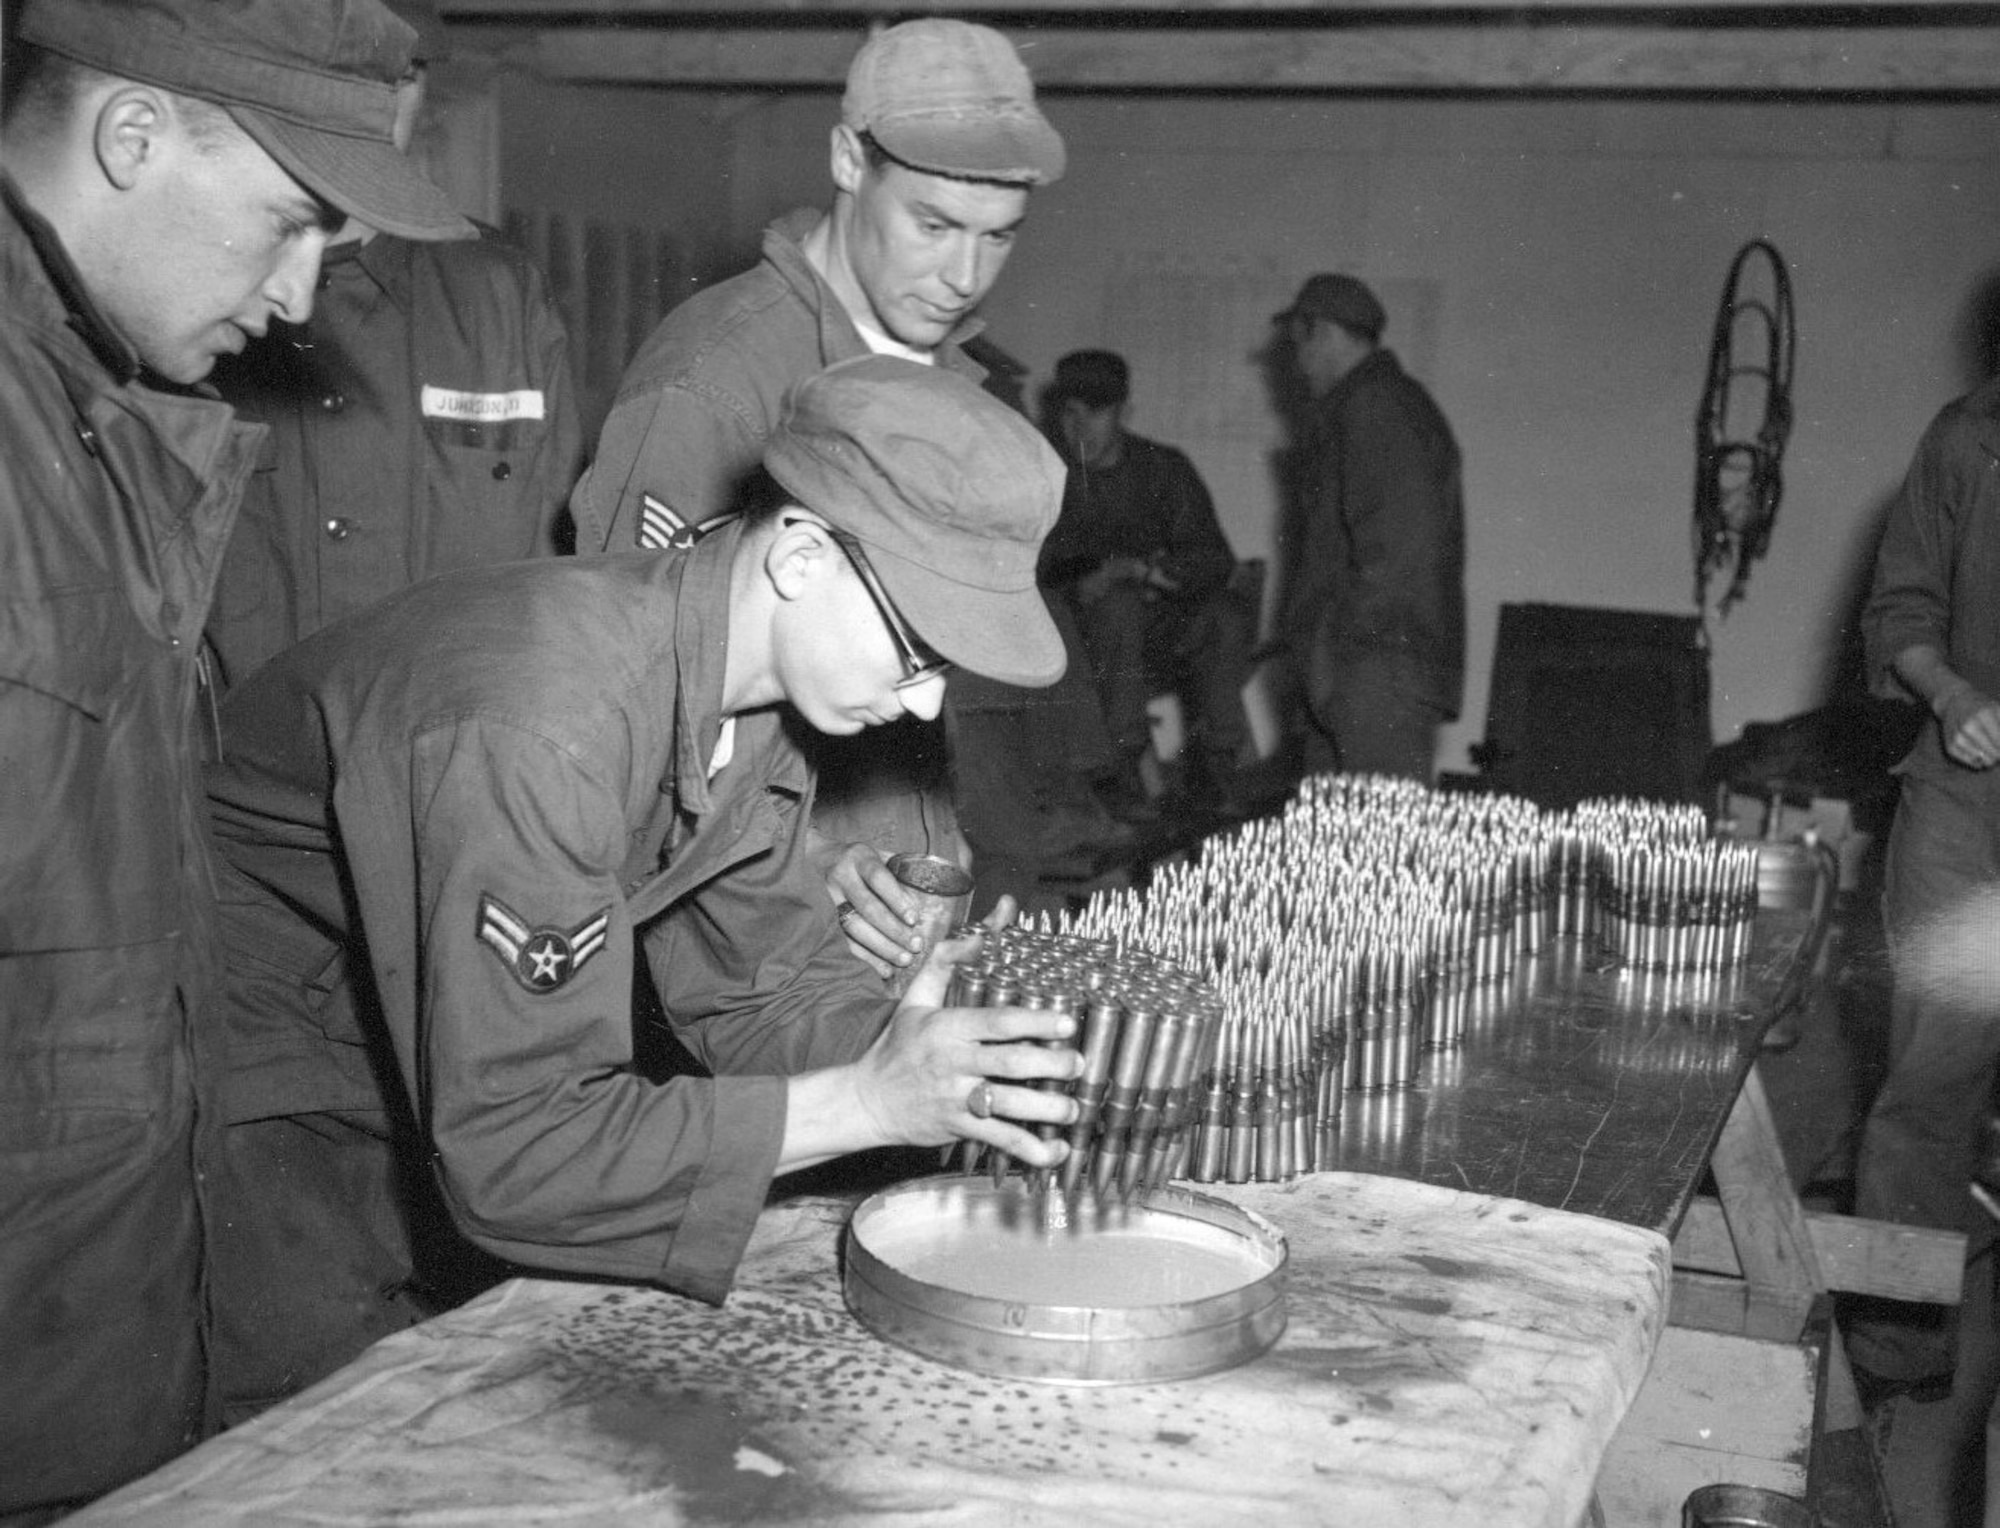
[72,1171,1668,1528]
[72,915,1813,1527]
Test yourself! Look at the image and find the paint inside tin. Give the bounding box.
[843,1178,1287,1384]
[866,1191,1263,1305]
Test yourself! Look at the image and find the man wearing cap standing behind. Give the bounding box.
[205,0,586,697]
[204,357,1083,1408]
[570,18,1091,968]
[1275,274,1466,783]
[0,0,472,1514]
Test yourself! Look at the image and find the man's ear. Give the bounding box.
[93,85,172,192]
[829,124,867,198]
[764,514,835,603]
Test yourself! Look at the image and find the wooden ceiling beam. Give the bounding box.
[505,24,2000,94]
[445,0,2000,15]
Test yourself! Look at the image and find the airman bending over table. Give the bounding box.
[204,357,1084,1415]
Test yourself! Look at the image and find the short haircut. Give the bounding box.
[736,468,795,528]
[2,43,86,131]
[3,42,241,154]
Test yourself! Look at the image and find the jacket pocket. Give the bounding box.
[0,939,187,1152]
[0,581,138,722]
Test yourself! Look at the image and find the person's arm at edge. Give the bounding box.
[1864,407,2000,767]
[1892,644,2000,768]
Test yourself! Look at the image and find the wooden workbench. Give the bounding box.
[1330,905,1955,1524]
[73,910,1905,1528]
[70,1171,1667,1528]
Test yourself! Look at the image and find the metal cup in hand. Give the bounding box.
[884,852,973,997]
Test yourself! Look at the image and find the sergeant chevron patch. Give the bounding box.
[638,493,740,551]
[477,893,609,993]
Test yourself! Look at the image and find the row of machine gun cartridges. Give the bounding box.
[953,775,1768,1189]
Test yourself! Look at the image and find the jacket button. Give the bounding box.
[325,517,355,541]
[492,461,512,482]
[320,392,346,413]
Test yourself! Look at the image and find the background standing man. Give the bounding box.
[1038,349,1256,818]
[568,18,1113,957]
[571,18,1061,552]
[0,0,470,1514]
[1275,273,1466,784]
[1849,377,2000,1436]
[206,358,1083,1411]
[206,0,584,694]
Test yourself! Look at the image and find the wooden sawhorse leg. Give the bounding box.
[1674,1067,1967,1431]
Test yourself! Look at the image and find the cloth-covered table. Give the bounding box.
[74,1171,1668,1528]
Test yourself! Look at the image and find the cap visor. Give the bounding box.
[234,109,475,242]
[876,114,1066,186]
[868,544,1067,688]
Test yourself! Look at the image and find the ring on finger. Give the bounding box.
[834,900,858,927]
[967,1081,995,1119]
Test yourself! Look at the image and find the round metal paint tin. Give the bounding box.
[842,1177,1287,1385]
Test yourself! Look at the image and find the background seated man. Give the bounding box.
[1039,349,1255,817]
[204,357,1084,1416]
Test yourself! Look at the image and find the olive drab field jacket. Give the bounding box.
[206,525,894,1305]
[0,177,258,1511]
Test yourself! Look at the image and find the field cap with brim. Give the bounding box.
[19,0,474,242]
[1048,349,1130,409]
[1274,273,1387,341]
[842,19,1066,187]
[763,355,1068,688]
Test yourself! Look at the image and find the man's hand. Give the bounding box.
[1893,648,2000,771]
[779,987,1080,1175]
[849,993,1081,1165]
[1938,684,2000,770]
[825,843,924,978]
[887,898,1017,1011]
[778,897,1076,1173]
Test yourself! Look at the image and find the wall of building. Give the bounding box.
[496,76,742,432]
[498,76,2000,775]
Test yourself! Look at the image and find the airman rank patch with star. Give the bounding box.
[477,894,609,993]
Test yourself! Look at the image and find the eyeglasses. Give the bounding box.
[818,523,953,691]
